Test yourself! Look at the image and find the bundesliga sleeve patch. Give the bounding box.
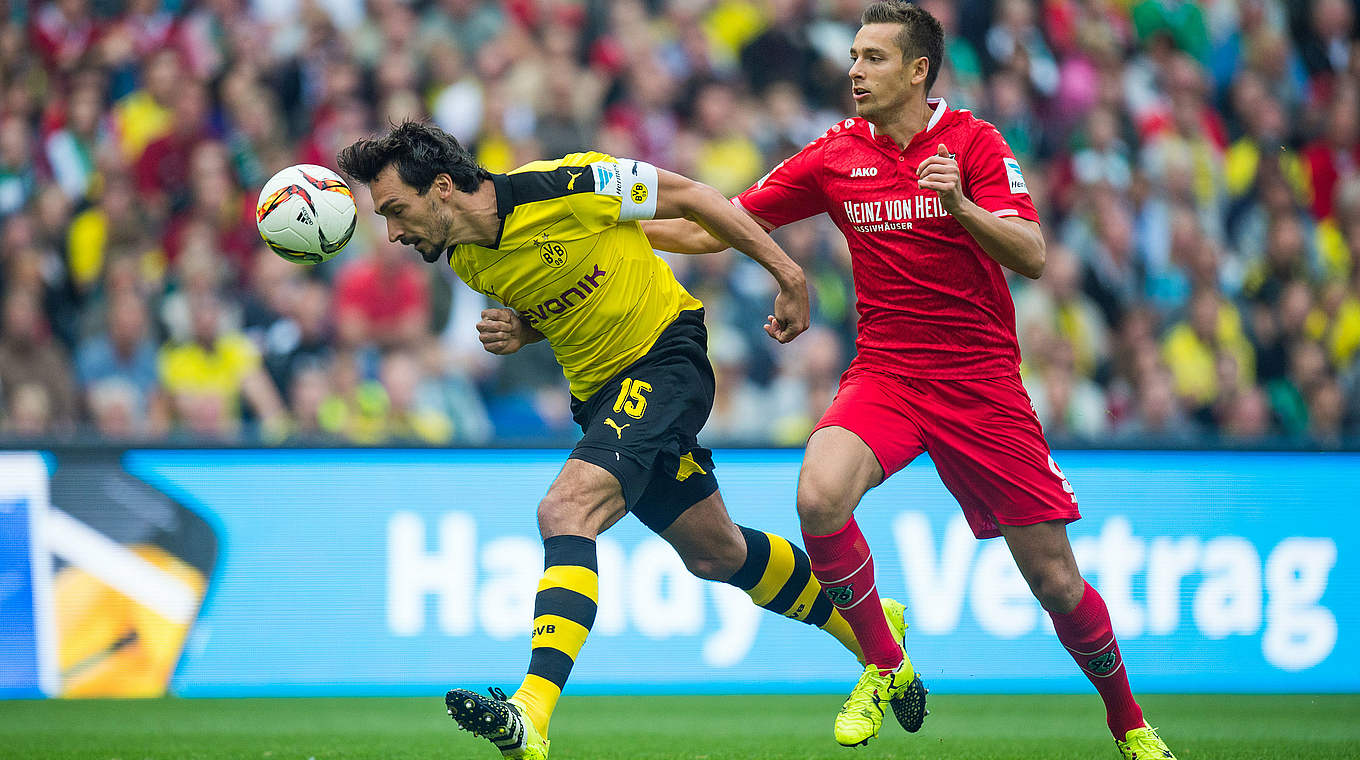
[590,160,623,199]
[1004,157,1029,195]
[614,158,659,221]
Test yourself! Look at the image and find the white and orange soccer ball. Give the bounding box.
[256,164,358,264]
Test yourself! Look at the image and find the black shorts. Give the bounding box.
[568,309,719,533]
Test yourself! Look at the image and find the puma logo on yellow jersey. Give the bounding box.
[566,170,582,190]
[604,418,630,438]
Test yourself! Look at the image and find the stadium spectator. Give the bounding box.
[263,277,334,403]
[0,288,78,432]
[376,349,453,444]
[157,289,287,440]
[285,361,332,442]
[1161,288,1255,407]
[334,235,430,351]
[0,115,37,220]
[74,289,168,435]
[45,74,110,203]
[3,383,54,437]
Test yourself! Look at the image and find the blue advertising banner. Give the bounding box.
[0,448,1354,697]
[0,453,54,699]
[87,448,1355,697]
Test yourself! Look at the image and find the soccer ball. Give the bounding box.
[256,164,358,264]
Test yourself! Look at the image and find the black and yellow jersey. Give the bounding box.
[448,152,703,399]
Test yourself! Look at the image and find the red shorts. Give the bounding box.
[813,367,1081,539]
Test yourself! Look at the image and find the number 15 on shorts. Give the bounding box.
[613,378,651,419]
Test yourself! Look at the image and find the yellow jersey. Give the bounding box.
[448,152,703,399]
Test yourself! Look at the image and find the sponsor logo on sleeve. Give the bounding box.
[591,162,622,198]
[1004,157,1029,194]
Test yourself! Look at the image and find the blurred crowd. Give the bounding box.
[1,0,1359,447]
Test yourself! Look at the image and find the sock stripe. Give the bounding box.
[837,581,877,610]
[805,591,834,627]
[527,646,577,689]
[749,534,796,606]
[1063,634,1116,657]
[762,539,813,614]
[539,565,600,604]
[1090,662,1126,679]
[820,552,872,585]
[775,573,825,623]
[533,587,598,630]
[727,526,770,591]
[532,614,591,654]
[518,673,561,702]
[542,534,598,572]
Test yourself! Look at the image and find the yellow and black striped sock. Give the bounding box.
[726,526,863,661]
[512,534,598,738]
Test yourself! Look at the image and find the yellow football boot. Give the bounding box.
[833,662,913,747]
[1115,722,1176,759]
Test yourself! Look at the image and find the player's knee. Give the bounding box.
[681,552,739,582]
[795,481,852,535]
[1031,567,1085,614]
[536,493,581,538]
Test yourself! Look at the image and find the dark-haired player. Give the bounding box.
[644,2,1176,757]
[338,121,925,759]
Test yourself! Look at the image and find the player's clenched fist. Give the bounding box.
[477,308,528,355]
[917,143,963,214]
[765,275,811,344]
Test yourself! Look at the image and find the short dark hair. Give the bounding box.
[337,120,491,194]
[861,1,945,93]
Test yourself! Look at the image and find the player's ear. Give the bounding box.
[910,56,929,87]
[433,173,453,199]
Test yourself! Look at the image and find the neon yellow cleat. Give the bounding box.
[1115,722,1176,759]
[446,687,550,759]
[881,598,928,733]
[833,662,914,747]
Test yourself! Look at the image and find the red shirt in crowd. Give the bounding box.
[736,99,1039,379]
[334,255,429,334]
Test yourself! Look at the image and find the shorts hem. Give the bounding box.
[568,445,644,506]
[809,420,896,479]
[974,510,1082,539]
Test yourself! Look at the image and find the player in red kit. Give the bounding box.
[643,2,1177,758]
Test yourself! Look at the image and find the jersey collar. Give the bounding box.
[866,97,949,147]
[444,173,514,261]
[489,172,514,248]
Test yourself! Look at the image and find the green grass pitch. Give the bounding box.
[1,694,1357,759]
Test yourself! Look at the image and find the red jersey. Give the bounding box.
[736,99,1038,379]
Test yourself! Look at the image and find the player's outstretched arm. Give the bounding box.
[477,308,544,355]
[650,169,810,343]
[640,218,728,254]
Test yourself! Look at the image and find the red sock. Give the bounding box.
[802,517,902,670]
[1049,581,1144,738]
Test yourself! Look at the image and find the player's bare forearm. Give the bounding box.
[952,203,1046,279]
[653,170,803,290]
[653,169,810,342]
[640,218,728,254]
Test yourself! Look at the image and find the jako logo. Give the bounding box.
[850,167,878,177]
[520,265,607,327]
